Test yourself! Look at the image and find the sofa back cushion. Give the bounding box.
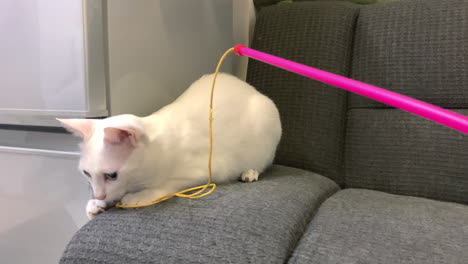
[345,0,468,204]
[247,1,359,185]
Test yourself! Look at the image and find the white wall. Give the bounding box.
[233,0,256,80]
[107,0,248,117]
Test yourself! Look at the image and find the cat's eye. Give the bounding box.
[83,170,91,177]
[104,172,118,181]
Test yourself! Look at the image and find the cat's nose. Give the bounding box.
[94,192,106,200]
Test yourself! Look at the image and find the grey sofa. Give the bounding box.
[60,0,468,263]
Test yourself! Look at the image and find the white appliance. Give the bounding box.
[0,0,255,263]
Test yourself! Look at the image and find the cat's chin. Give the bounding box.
[105,200,120,207]
[103,189,133,206]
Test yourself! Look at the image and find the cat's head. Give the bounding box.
[58,115,149,203]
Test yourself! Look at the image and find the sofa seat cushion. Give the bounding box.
[290,189,468,264]
[60,165,339,264]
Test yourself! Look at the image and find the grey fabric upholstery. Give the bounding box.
[60,165,339,264]
[350,0,468,108]
[345,109,468,204]
[289,189,468,264]
[247,1,360,185]
[345,0,468,204]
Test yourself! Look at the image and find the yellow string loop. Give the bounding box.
[116,47,235,208]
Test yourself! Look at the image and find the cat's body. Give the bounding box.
[59,73,281,219]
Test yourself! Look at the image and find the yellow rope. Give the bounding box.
[116,47,235,208]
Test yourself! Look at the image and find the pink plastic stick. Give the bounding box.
[234,45,468,134]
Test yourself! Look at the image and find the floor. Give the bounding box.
[0,129,89,263]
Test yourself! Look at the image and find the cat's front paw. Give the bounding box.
[121,190,159,206]
[86,199,107,220]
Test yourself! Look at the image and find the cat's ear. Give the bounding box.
[103,125,146,147]
[57,118,96,141]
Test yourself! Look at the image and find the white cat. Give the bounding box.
[58,73,282,219]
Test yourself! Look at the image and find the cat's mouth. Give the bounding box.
[109,189,141,205]
[105,200,120,208]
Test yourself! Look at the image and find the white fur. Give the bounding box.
[59,73,281,219]
[86,199,107,220]
[240,169,260,182]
